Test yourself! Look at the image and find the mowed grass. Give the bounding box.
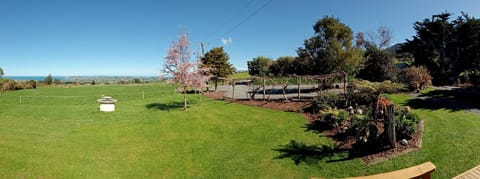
[229,72,251,79]
[384,93,480,178]
[0,83,329,178]
[0,84,478,178]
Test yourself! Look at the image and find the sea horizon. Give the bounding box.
[3,75,159,81]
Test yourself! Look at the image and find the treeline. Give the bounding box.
[247,12,480,87]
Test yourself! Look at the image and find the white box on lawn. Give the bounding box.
[99,103,115,112]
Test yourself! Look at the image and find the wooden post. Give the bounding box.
[282,82,288,102]
[297,77,301,100]
[262,77,266,101]
[318,79,323,96]
[343,71,347,95]
[231,80,236,101]
[385,104,396,148]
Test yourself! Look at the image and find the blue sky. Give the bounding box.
[1,0,480,76]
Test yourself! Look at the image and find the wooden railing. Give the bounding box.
[312,161,436,179]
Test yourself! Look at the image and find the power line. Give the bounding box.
[214,0,256,35]
[205,0,274,45]
[220,0,273,38]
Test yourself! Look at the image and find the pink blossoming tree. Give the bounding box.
[163,33,210,111]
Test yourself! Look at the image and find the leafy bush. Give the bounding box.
[320,108,348,129]
[306,93,340,114]
[396,112,419,136]
[397,66,432,91]
[317,92,338,106]
[22,80,37,89]
[347,113,379,144]
[307,98,332,114]
[459,70,480,85]
[352,80,406,94]
[1,80,17,91]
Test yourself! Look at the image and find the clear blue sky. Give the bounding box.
[1,0,480,76]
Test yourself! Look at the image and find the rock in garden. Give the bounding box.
[356,109,363,114]
[400,139,408,146]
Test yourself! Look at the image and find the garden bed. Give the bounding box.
[204,91,424,164]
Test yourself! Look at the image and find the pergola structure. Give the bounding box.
[221,72,348,101]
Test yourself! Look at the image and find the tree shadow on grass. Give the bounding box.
[406,87,480,112]
[145,102,189,111]
[275,121,393,165]
[273,138,393,165]
[273,140,349,165]
[303,120,332,135]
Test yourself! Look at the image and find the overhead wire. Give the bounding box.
[219,0,273,39]
[205,0,274,46]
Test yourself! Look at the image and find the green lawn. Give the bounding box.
[229,71,251,79]
[0,84,478,178]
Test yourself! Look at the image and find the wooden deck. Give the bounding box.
[453,165,480,179]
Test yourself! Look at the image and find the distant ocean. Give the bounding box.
[3,76,66,81]
[3,76,159,82]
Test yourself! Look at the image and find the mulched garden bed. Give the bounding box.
[204,91,424,164]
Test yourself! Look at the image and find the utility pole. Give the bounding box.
[200,42,209,92]
[200,42,206,57]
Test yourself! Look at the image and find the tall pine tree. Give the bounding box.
[200,47,234,91]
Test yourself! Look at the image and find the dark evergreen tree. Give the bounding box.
[200,47,235,91]
[401,12,480,85]
[357,47,397,82]
[44,74,53,85]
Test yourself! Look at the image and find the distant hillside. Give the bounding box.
[386,43,403,54]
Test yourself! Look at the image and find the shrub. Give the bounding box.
[347,113,379,144]
[352,80,406,94]
[319,108,347,128]
[307,98,332,114]
[377,80,407,93]
[27,80,37,89]
[397,66,432,91]
[396,112,419,136]
[1,80,17,91]
[306,92,342,114]
[317,92,338,106]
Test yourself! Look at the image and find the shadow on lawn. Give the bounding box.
[273,140,348,165]
[405,87,480,111]
[145,102,191,111]
[274,122,392,165]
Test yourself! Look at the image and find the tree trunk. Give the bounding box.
[214,77,218,91]
[183,86,188,111]
[206,81,209,92]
